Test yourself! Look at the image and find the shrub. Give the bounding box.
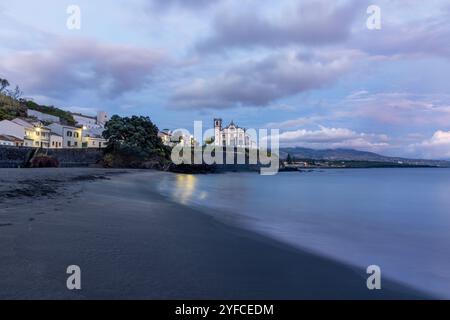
[31,155,59,168]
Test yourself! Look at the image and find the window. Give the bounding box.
[52,141,55,146]
[35,142,39,146]
[36,131,40,136]
[75,132,79,138]
[74,142,78,147]
[68,141,71,147]
[67,131,72,137]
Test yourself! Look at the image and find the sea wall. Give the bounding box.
[0,146,104,168]
[0,146,33,168]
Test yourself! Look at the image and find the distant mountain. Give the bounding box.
[280,147,450,167]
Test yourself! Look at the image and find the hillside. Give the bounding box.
[24,100,75,125]
[0,93,75,125]
[280,147,450,167]
[0,93,27,120]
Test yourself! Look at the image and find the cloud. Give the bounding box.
[196,0,367,52]
[0,37,167,100]
[146,0,217,11]
[341,92,450,127]
[409,130,450,159]
[171,49,358,109]
[266,116,326,129]
[277,126,390,150]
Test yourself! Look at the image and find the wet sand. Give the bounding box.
[0,168,430,299]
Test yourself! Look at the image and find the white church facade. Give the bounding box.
[214,118,255,148]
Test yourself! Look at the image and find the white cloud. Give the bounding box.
[266,116,325,129]
[409,130,450,159]
[277,126,390,150]
[336,92,450,127]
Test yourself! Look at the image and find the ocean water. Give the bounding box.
[155,168,450,298]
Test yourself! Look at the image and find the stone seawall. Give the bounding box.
[0,146,104,168]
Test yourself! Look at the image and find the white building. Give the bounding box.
[12,118,51,148]
[158,129,176,147]
[47,123,83,148]
[0,134,23,146]
[48,123,107,149]
[82,132,108,148]
[27,109,60,123]
[0,120,25,142]
[214,119,254,148]
[72,111,109,130]
[50,133,63,149]
[0,118,51,147]
[96,111,109,126]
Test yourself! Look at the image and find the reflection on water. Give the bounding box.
[172,174,208,204]
[174,174,197,204]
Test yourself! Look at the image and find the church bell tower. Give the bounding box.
[214,118,222,146]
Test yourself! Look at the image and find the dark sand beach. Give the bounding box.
[0,168,429,299]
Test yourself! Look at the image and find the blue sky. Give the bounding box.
[1,0,450,158]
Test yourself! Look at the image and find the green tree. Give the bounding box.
[286,153,292,164]
[0,91,27,121]
[102,115,168,159]
[24,100,76,125]
[7,85,23,99]
[0,78,9,93]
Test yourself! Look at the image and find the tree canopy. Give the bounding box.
[286,153,292,164]
[24,100,76,126]
[102,115,167,158]
[0,78,10,93]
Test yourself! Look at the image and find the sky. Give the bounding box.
[0,0,449,159]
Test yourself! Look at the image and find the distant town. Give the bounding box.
[0,106,258,151]
[158,118,257,149]
[0,109,109,149]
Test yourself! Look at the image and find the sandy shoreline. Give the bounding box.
[0,168,430,299]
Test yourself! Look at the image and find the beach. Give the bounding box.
[0,168,428,299]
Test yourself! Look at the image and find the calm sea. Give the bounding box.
[156,168,450,298]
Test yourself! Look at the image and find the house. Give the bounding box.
[0,134,23,146]
[0,120,26,142]
[11,118,51,148]
[213,118,255,148]
[0,118,50,147]
[47,123,83,148]
[170,130,199,147]
[158,129,174,146]
[50,133,63,149]
[82,133,108,148]
[72,111,109,130]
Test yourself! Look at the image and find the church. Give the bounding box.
[214,118,255,148]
